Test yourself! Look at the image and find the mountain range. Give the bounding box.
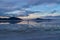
[43,16,60,19]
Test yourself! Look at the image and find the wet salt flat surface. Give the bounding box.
[0,20,60,40]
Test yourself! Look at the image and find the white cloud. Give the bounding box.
[48,13,60,16]
[5,10,27,17]
[5,10,25,14]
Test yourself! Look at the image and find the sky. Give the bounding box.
[0,0,60,19]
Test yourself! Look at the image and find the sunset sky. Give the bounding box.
[0,0,60,19]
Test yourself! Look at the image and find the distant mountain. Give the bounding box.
[33,18,51,20]
[0,17,23,20]
[31,18,52,22]
[8,17,22,20]
[44,16,60,19]
[0,17,23,24]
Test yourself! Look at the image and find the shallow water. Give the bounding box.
[0,20,60,40]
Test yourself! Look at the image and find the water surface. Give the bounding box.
[0,20,60,40]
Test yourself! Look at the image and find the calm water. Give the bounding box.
[0,20,60,40]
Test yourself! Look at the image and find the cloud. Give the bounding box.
[4,10,27,17]
[0,0,60,9]
[0,0,60,16]
[25,0,60,6]
[47,13,60,16]
[4,10,41,17]
[51,10,57,14]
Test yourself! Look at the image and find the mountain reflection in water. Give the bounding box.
[0,20,60,40]
[0,20,60,31]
